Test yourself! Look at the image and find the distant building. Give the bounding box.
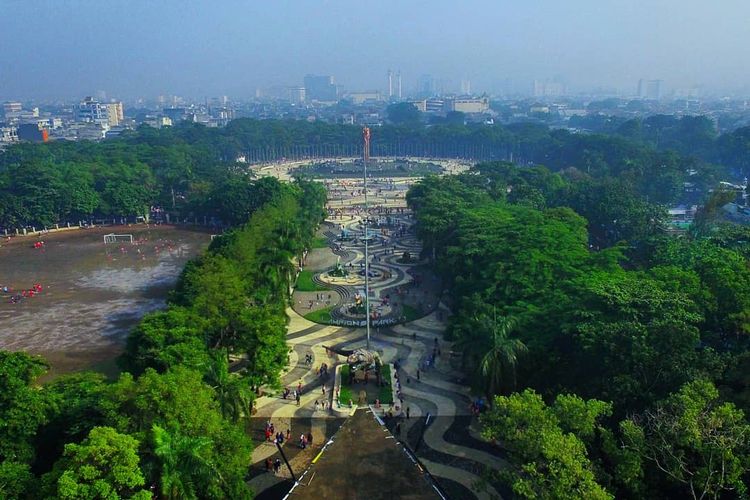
[105,102,124,127]
[416,74,434,97]
[638,79,663,99]
[0,126,18,144]
[447,97,490,114]
[163,107,187,123]
[533,80,565,97]
[407,99,427,112]
[17,123,49,143]
[460,79,472,95]
[3,101,22,118]
[288,87,306,104]
[346,91,383,105]
[76,97,109,126]
[304,75,338,101]
[145,116,172,129]
[425,98,445,113]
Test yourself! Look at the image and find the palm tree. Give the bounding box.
[479,313,527,397]
[152,425,223,500]
[206,350,254,423]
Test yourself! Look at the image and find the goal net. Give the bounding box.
[103,233,134,244]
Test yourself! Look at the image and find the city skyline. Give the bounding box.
[3,0,750,100]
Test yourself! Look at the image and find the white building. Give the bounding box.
[0,126,18,144]
[3,101,22,119]
[448,97,490,114]
[346,91,383,105]
[76,97,109,127]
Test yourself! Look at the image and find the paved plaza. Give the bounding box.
[248,173,506,500]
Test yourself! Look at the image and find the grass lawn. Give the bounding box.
[311,236,329,249]
[378,365,393,404]
[295,270,328,292]
[304,305,334,323]
[338,364,393,405]
[401,304,423,322]
[338,365,355,406]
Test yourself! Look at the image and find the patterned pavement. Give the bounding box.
[248,179,507,499]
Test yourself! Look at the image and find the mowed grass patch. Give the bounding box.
[304,305,334,323]
[295,270,328,291]
[312,236,329,249]
[401,304,423,322]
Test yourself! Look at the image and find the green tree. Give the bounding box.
[481,390,612,499]
[0,352,49,464]
[455,311,527,397]
[205,350,254,423]
[386,102,421,126]
[622,380,750,499]
[120,307,210,375]
[42,426,151,500]
[152,425,221,500]
[0,461,33,499]
[102,368,253,499]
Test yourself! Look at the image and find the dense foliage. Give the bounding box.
[0,177,327,499]
[408,164,750,498]
[5,113,749,230]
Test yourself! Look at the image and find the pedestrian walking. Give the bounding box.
[406,406,411,419]
[296,392,301,406]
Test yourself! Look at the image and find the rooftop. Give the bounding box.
[287,409,443,500]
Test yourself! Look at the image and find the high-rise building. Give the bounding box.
[533,80,565,97]
[460,79,472,95]
[416,74,434,97]
[105,102,124,127]
[288,87,306,104]
[76,97,109,126]
[638,79,663,99]
[303,75,338,101]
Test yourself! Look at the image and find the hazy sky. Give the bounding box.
[2,0,749,100]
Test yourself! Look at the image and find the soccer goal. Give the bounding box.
[103,233,134,244]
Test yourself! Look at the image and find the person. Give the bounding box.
[395,421,402,437]
[314,400,320,412]
[265,458,273,473]
[417,369,420,382]
[286,428,291,442]
[406,406,411,419]
[296,392,301,406]
[274,458,282,474]
[300,434,307,449]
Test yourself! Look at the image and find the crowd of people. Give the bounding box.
[3,283,43,304]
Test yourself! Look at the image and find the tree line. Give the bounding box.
[407,164,750,499]
[0,178,327,499]
[6,112,750,230]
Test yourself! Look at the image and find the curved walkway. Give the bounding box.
[249,177,506,500]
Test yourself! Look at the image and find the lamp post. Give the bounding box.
[363,127,371,350]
